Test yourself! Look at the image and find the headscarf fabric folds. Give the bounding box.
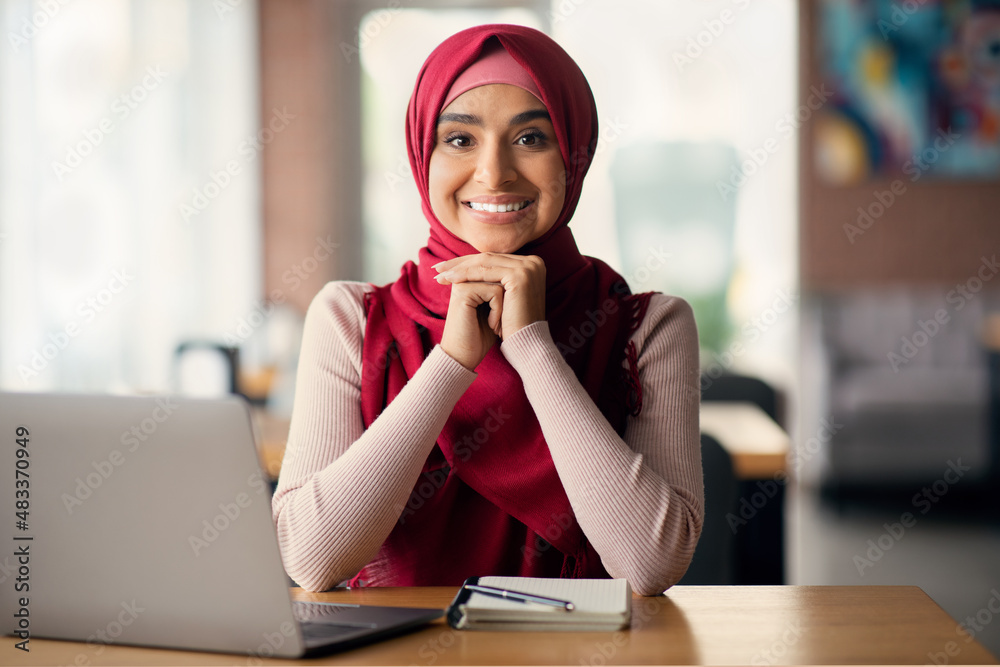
[354,24,651,587]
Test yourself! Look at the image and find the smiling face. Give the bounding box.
[428,84,566,254]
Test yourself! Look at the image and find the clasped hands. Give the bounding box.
[434,253,546,370]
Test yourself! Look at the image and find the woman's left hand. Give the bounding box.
[434,253,546,340]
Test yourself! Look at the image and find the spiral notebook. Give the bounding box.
[447,576,631,632]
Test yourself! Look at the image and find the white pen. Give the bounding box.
[464,584,575,611]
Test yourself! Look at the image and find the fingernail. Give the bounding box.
[432,261,445,271]
[436,270,454,282]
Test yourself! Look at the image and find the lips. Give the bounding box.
[461,197,535,224]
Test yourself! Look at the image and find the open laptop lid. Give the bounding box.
[0,392,306,659]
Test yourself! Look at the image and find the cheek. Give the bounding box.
[427,154,446,205]
[541,161,566,210]
[427,151,462,207]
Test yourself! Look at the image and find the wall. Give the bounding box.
[259,0,363,314]
[799,1,1000,290]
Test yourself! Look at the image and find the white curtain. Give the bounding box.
[0,0,261,393]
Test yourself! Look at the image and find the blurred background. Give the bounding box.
[1,0,998,657]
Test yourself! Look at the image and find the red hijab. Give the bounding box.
[355,24,651,587]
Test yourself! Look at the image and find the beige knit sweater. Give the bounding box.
[272,281,704,596]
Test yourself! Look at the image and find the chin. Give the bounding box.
[471,244,519,254]
[467,234,525,255]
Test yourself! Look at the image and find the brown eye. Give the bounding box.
[444,134,472,148]
[516,131,546,147]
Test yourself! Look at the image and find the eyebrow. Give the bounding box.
[436,108,551,127]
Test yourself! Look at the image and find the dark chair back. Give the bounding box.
[678,433,738,585]
[701,373,781,426]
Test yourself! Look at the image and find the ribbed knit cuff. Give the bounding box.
[414,345,479,405]
[500,321,563,374]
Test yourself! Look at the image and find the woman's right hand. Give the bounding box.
[439,280,504,370]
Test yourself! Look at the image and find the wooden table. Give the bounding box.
[16,586,996,665]
[255,402,791,483]
[699,401,790,479]
[253,408,290,481]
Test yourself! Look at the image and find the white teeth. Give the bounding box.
[468,200,530,213]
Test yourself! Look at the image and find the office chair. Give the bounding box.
[701,372,782,426]
[700,372,786,583]
[679,433,738,585]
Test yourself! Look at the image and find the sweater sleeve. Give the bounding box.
[500,294,704,595]
[270,281,477,592]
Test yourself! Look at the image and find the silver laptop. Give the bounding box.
[0,392,442,658]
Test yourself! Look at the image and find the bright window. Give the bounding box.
[0,0,261,392]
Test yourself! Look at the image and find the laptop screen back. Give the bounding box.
[0,392,305,658]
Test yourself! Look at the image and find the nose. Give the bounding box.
[474,140,516,190]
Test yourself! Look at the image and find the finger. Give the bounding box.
[453,281,504,313]
[487,289,503,336]
[431,253,517,273]
[436,255,543,287]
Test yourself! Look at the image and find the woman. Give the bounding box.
[272,24,703,596]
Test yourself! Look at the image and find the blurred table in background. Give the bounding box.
[252,408,290,481]
[700,402,789,479]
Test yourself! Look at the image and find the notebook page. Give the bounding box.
[471,577,630,615]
